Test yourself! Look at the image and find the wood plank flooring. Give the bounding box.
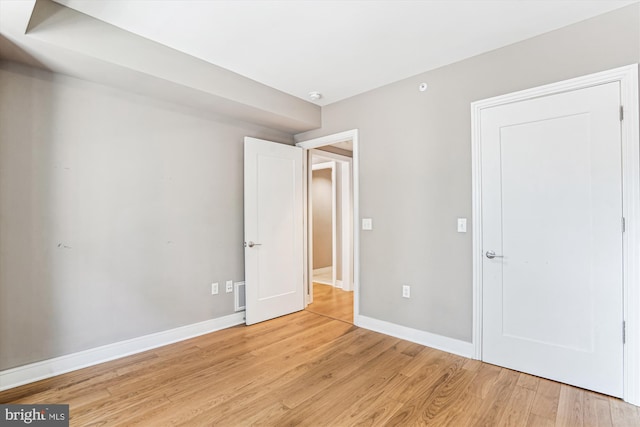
[305,283,353,323]
[1,311,638,426]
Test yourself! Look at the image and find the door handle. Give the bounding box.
[245,241,262,248]
[485,250,503,259]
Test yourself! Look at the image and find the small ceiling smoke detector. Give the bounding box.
[419,82,428,92]
[308,91,322,101]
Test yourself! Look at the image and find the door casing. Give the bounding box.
[471,64,640,405]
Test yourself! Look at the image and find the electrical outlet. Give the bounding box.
[226,280,233,293]
[402,285,411,298]
[211,282,219,295]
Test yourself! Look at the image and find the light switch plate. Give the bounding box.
[457,218,467,233]
[226,280,233,293]
[362,218,373,230]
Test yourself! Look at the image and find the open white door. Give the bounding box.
[244,137,304,325]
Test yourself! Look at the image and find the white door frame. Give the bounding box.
[297,129,360,323]
[310,159,337,290]
[339,159,353,292]
[471,64,640,405]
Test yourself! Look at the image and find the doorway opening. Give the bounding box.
[307,150,352,323]
[296,130,359,325]
[310,159,335,287]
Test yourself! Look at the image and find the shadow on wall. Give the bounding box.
[0,35,48,70]
[0,63,57,370]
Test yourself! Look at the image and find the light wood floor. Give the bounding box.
[305,282,353,323]
[1,311,638,426]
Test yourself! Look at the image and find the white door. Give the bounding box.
[244,137,304,325]
[481,82,623,397]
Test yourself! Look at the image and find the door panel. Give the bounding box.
[481,82,623,396]
[244,137,304,325]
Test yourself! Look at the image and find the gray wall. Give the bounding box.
[296,4,640,342]
[0,61,293,370]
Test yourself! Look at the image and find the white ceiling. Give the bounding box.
[52,0,637,106]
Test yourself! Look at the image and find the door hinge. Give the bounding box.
[622,217,626,233]
[623,321,626,344]
[620,106,624,121]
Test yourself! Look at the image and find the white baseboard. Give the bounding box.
[354,315,474,359]
[313,266,332,275]
[0,312,246,392]
[312,267,334,286]
[336,280,343,289]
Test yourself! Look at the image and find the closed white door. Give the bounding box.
[481,82,623,396]
[244,137,304,325]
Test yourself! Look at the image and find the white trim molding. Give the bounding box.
[356,315,474,358]
[0,312,245,392]
[471,64,640,405]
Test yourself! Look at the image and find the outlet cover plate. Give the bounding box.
[402,285,410,298]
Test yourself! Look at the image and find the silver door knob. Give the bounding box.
[245,241,262,248]
[486,250,503,259]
